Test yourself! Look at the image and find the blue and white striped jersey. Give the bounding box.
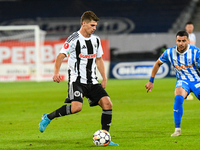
[159,44,200,81]
[59,31,103,84]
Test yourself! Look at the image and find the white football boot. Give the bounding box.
[171,128,181,137]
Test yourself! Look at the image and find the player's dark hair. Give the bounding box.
[80,11,100,25]
[185,21,193,26]
[176,31,188,38]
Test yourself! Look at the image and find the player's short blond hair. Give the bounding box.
[80,11,100,25]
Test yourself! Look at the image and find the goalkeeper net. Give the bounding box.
[0,25,46,81]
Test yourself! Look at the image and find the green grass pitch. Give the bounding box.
[1,78,200,150]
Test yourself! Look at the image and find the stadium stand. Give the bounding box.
[0,0,191,34]
[169,0,199,33]
[192,0,200,31]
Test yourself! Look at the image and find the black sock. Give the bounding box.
[101,109,112,132]
[47,105,71,120]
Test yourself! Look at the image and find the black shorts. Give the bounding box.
[65,82,109,106]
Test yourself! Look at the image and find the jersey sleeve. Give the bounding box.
[59,41,72,57]
[159,49,169,63]
[96,38,104,58]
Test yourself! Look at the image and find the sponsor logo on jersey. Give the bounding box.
[82,45,86,49]
[79,53,96,59]
[174,64,193,70]
[64,42,69,49]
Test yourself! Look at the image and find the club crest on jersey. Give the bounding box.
[187,59,192,65]
[79,53,97,59]
[74,91,81,97]
[64,42,69,49]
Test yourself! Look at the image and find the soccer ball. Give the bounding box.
[93,129,111,146]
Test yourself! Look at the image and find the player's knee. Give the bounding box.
[71,101,82,113]
[101,98,113,110]
[107,101,113,109]
[104,101,112,110]
[71,106,82,113]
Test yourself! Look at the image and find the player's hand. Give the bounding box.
[53,74,62,83]
[101,78,107,89]
[145,82,154,93]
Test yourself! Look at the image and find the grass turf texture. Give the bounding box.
[1,78,200,150]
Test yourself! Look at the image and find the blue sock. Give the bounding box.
[173,95,184,128]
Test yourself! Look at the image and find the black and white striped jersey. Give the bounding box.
[60,31,104,84]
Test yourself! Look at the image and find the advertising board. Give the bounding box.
[110,61,175,79]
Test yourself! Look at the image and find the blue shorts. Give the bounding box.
[175,79,200,100]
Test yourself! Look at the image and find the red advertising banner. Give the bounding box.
[0,39,110,64]
[0,39,110,81]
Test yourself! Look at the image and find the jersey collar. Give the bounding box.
[176,44,190,55]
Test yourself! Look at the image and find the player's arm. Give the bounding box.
[145,59,163,93]
[53,53,66,83]
[96,57,107,89]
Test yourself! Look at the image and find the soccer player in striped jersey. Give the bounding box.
[145,31,200,137]
[39,11,118,146]
[185,21,196,100]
